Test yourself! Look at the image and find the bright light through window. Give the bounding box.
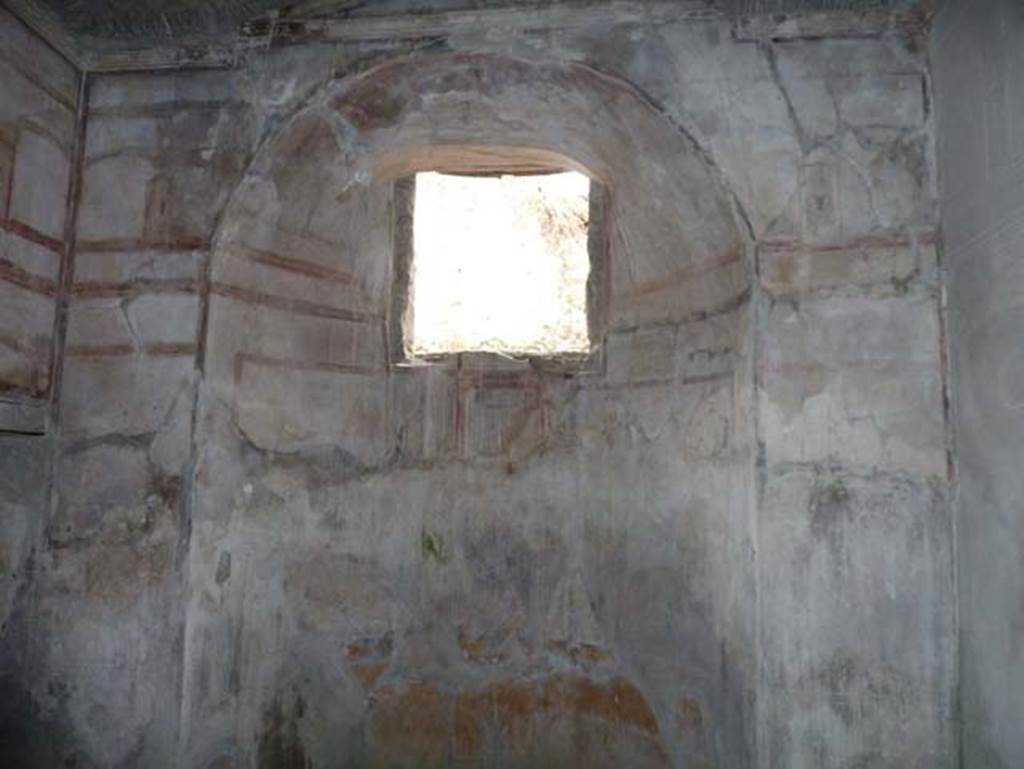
[409,171,591,356]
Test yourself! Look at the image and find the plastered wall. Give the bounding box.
[932,1,1024,766]
[1,7,956,768]
[0,6,80,760]
[0,6,76,403]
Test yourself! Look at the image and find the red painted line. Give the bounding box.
[65,342,197,358]
[76,236,206,254]
[0,136,13,222]
[71,277,198,298]
[759,233,937,255]
[239,245,355,285]
[3,219,66,255]
[0,258,57,296]
[210,281,379,323]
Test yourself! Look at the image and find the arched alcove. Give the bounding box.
[185,52,754,769]
[202,51,748,455]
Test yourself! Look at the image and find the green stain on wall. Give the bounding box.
[420,530,449,565]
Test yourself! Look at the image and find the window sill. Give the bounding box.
[391,349,602,378]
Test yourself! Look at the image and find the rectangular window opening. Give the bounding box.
[393,170,595,360]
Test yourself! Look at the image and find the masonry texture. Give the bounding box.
[0,0,1006,766]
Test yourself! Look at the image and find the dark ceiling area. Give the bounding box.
[33,0,286,38]
[26,0,924,44]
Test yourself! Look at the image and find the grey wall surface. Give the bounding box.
[0,2,73,632]
[0,5,77,403]
[751,28,954,768]
[0,7,80,766]
[932,1,1024,766]
[1,5,959,767]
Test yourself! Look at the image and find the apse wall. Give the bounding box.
[180,50,754,769]
[1,8,954,768]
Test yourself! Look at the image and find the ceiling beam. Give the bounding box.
[254,0,722,42]
[4,0,932,74]
[86,43,239,73]
[91,0,726,72]
[3,0,86,70]
[732,6,932,41]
